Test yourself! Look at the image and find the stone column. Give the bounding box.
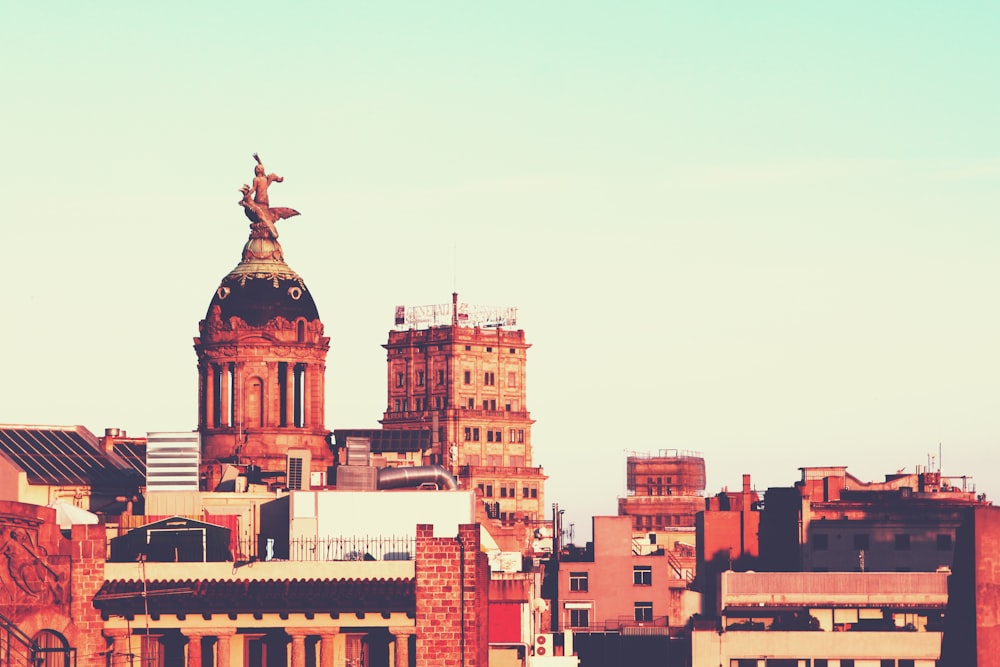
[287,628,311,667]
[215,629,236,667]
[105,629,131,666]
[203,365,215,428]
[319,629,340,667]
[183,631,207,667]
[389,627,415,667]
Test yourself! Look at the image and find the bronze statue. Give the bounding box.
[239,153,300,239]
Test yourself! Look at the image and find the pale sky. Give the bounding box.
[3,3,997,540]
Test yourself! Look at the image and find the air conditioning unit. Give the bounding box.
[534,633,553,656]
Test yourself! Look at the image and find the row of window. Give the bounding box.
[479,482,539,498]
[393,345,518,354]
[568,566,652,592]
[389,397,523,412]
[632,514,692,529]
[463,427,526,443]
[811,532,953,551]
[395,369,520,388]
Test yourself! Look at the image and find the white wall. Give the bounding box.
[290,489,476,538]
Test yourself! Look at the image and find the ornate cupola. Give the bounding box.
[194,155,331,491]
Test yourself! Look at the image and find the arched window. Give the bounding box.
[33,630,71,667]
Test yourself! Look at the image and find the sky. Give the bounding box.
[3,3,998,541]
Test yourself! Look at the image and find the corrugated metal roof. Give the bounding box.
[0,424,142,488]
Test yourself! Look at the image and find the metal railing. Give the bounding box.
[242,535,416,562]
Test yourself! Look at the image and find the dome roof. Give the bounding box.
[205,235,320,327]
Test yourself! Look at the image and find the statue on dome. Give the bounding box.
[239,153,300,240]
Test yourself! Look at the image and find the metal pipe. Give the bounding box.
[376,464,458,491]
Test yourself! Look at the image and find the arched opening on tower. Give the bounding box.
[246,376,265,427]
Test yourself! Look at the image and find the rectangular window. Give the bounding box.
[937,533,953,550]
[437,369,445,385]
[416,370,425,386]
[518,429,525,443]
[494,430,502,443]
[510,455,524,467]
[508,371,517,387]
[569,608,589,628]
[434,397,443,409]
[485,484,493,497]
[895,534,911,550]
[487,430,494,442]
[484,372,495,385]
[464,427,471,441]
[853,533,870,551]
[500,486,507,498]
[634,601,653,622]
[463,370,471,384]
[396,372,405,388]
[633,565,652,586]
[509,428,516,442]
[467,398,474,409]
[483,400,489,410]
[394,399,401,412]
[490,399,497,410]
[569,572,589,592]
[415,397,424,410]
[523,486,530,499]
[473,428,480,441]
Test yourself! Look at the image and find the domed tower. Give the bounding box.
[194,155,331,491]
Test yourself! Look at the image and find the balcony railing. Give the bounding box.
[241,535,416,562]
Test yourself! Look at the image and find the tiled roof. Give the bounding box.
[0,425,142,489]
[333,429,431,454]
[93,577,415,616]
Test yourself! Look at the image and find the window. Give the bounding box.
[485,484,493,497]
[415,397,424,410]
[523,486,531,499]
[416,370,425,386]
[437,369,445,385]
[633,565,652,586]
[517,429,525,443]
[508,371,517,387]
[487,430,494,442]
[486,347,492,352]
[465,345,471,350]
[464,427,472,441]
[895,534,911,550]
[569,572,588,591]
[853,533,870,550]
[483,400,489,410]
[396,372,405,388]
[500,486,508,498]
[937,533,953,550]
[473,428,480,441]
[634,601,653,622]
[467,398,474,408]
[812,533,829,550]
[435,396,443,409]
[484,372,495,385]
[494,430,502,443]
[569,608,589,628]
[463,370,471,384]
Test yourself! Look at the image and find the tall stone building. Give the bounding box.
[381,294,547,549]
[194,157,332,491]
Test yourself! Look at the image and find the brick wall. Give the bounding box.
[70,523,110,667]
[415,523,489,667]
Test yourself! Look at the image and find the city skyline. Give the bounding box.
[3,3,998,537]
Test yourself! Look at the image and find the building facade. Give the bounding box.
[381,295,547,551]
